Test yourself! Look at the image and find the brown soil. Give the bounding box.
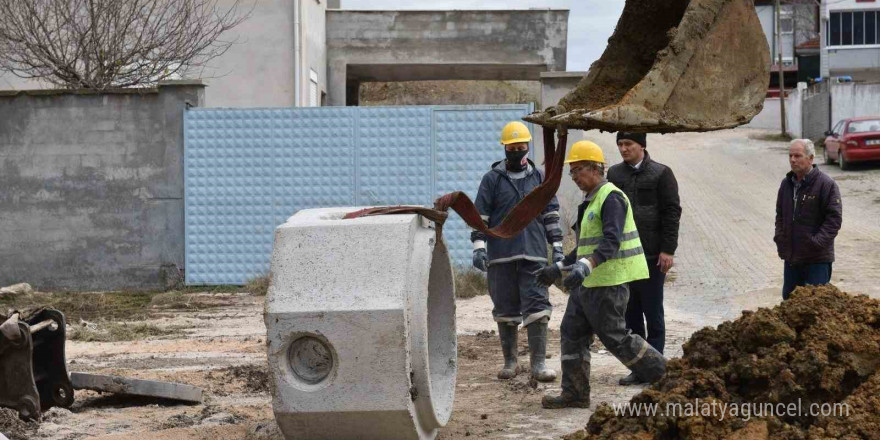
[359,80,539,107]
[567,285,880,440]
[215,365,270,394]
[0,408,37,440]
[556,0,688,113]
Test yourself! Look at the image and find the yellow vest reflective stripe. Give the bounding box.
[577,183,649,287]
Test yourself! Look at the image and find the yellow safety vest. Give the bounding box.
[577,183,649,287]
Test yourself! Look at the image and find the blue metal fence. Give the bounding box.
[184,104,534,285]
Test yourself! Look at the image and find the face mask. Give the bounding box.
[506,150,529,172]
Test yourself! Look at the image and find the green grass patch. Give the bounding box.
[1,289,232,322]
[455,268,489,299]
[178,285,243,294]
[68,321,182,342]
[148,291,193,309]
[244,274,270,296]
[2,291,158,322]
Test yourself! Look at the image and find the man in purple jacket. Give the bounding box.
[774,139,842,300]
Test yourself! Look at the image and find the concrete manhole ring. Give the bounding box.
[267,207,457,440]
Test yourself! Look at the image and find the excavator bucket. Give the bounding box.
[524,0,770,133]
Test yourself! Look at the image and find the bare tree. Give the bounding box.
[0,0,251,89]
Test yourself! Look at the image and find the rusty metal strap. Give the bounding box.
[344,127,568,239]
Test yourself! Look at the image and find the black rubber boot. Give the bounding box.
[543,337,591,409]
[527,319,557,382]
[628,343,667,384]
[541,392,590,409]
[497,323,519,380]
[618,372,647,386]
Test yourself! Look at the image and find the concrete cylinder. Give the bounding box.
[265,207,457,440]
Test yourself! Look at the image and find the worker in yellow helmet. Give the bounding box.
[532,140,666,409]
[471,121,563,383]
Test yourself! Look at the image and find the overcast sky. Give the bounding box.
[342,0,626,71]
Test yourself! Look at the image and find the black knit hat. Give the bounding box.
[616,132,647,149]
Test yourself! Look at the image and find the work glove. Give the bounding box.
[532,262,563,287]
[563,260,592,291]
[551,244,565,264]
[473,248,488,272]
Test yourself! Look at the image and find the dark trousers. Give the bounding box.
[624,258,666,354]
[487,259,552,325]
[559,284,665,398]
[782,261,832,300]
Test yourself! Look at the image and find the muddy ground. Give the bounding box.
[0,286,698,440]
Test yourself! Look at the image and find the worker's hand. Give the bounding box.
[551,244,565,264]
[563,260,592,291]
[472,248,488,272]
[658,252,674,274]
[532,262,563,287]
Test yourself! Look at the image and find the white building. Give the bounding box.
[755,0,820,87]
[0,0,336,108]
[821,0,880,82]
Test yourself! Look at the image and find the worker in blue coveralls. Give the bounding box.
[471,121,563,383]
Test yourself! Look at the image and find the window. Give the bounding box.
[831,13,841,45]
[781,17,794,34]
[847,119,880,133]
[868,11,877,44]
[828,11,880,47]
[855,11,864,44]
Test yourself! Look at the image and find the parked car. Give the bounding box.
[824,116,880,170]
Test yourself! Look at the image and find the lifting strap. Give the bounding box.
[344,128,568,240]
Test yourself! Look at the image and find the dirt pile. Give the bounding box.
[568,285,880,440]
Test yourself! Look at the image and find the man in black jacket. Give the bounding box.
[775,139,842,300]
[607,132,681,385]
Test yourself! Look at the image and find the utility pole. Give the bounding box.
[776,0,788,137]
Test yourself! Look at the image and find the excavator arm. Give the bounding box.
[525,0,771,133]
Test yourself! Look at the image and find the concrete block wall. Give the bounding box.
[0,82,204,291]
[785,84,805,139]
[831,82,880,124]
[745,98,783,131]
[327,9,569,106]
[802,83,831,140]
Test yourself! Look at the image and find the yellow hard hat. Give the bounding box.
[565,141,606,164]
[500,121,532,145]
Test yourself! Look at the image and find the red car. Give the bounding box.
[824,116,880,170]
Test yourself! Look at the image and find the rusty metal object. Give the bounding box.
[26,309,75,412]
[345,128,568,239]
[524,0,770,133]
[0,313,42,420]
[70,372,203,403]
[0,308,74,420]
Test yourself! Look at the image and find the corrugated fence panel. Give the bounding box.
[185,104,533,285]
[357,107,433,206]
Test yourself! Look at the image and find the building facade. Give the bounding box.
[821,0,880,82]
[755,0,821,87]
[0,1,567,108]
